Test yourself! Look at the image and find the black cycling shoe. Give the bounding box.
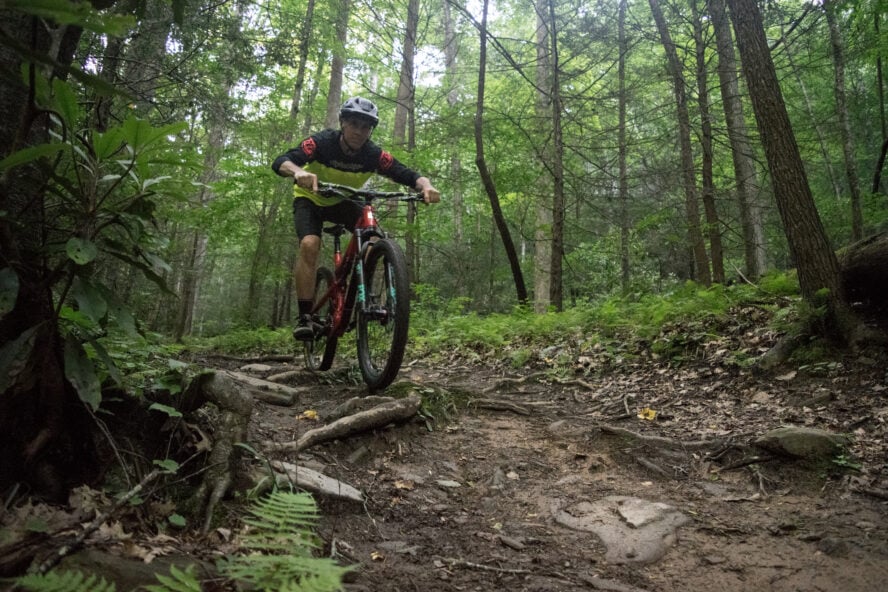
[292,315,316,341]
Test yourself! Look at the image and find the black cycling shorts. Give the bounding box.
[292,197,364,240]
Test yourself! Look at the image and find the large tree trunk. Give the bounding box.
[708,0,766,279]
[727,0,857,340]
[473,0,528,305]
[649,0,711,286]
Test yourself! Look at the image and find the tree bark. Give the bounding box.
[324,0,350,129]
[693,0,725,284]
[708,0,766,279]
[649,0,711,286]
[544,0,566,311]
[394,0,420,285]
[533,0,552,312]
[727,0,857,340]
[618,0,631,293]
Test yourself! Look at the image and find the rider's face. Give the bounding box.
[340,117,374,152]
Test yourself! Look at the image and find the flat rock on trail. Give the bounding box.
[245,353,888,592]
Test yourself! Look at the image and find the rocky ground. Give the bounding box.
[238,337,888,592]
[5,325,888,592]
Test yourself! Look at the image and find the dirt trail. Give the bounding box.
[247,353,888,592]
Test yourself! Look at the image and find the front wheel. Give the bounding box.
[356,239,410,390]
[304,266,338,371]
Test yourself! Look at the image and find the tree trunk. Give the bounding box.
[708,0,766,279]
[649,0,711,286]
[473,0,528,305]
[824,0,864,240]
[727,0,857,340]
[394,0,419,285]
[0,7,119,499]
[287,0,316,139]
[545,0,566,311]
[618,0,631,293]
[693,1,725,284]
[324,0,350,129]
[533,0,552,312]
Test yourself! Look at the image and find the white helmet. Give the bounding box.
[339,96,379,127]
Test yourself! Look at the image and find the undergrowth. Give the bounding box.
[13,491,347,592]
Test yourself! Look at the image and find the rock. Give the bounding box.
[753,426,849,460]
[553,496,690,565]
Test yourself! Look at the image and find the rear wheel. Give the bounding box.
[357,239,410,390]
[304,266,337,371]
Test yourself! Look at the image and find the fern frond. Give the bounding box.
[15,569,116,592]
[221,490,350,591]
[144,564,201,592]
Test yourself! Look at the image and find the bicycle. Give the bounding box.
[302,182,424,390]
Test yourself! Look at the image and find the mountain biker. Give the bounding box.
[272,96,441,341]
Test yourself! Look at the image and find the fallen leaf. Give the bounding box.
[299,409,318,421]
[394,479,415,490]
[637,407,657,421]
[776,371,797,381]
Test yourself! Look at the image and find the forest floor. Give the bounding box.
[226,330,888,592]
[10,321,888,592]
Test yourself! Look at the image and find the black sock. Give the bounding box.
[298,299,313,317]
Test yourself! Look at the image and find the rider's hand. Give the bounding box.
[415,177,440,204]
[422,187,440,204]
[293,170,318,192]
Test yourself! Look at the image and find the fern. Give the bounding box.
[15,570,116,592]
[220,490,350,591]
[144,564,201,592]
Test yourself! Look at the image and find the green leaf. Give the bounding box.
[149,402,183,418]
[154,458,180,473]
[71,276,108,325]
[168,513,187,528]
[0,326,39,395]
[66,238,98,265]
[51,78,83,128]
[0,142,66,172]
[64,337,101,411]
[88,339,124,386]
[6,0,135,35]
[0,267,19,318]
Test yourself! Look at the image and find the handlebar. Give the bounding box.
[316,182,425,203]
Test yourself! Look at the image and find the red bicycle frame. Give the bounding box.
[313,203,385,338]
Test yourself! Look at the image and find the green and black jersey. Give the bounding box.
[272,129,421,206]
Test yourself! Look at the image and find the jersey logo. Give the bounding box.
[301,137,317,158]
[379,150,394,171]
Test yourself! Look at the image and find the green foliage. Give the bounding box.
[144,565,201,592]
[185,327,292,355]
[411,273,802,369]
[220,491,350,591]
[15,570,116,592]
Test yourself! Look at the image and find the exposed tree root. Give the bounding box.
[597,424,722,451]
[180,372,253,534]
[262,393,422,454]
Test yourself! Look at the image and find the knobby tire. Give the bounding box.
[356,239,410,390]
